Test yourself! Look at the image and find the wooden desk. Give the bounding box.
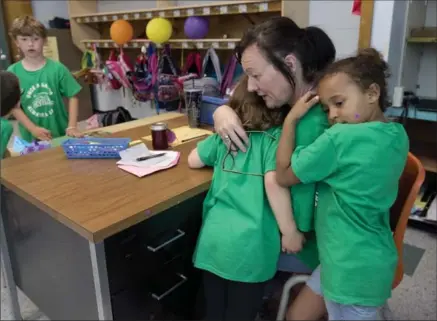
[0,113,213,320]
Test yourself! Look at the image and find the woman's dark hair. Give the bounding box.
[229,75,287,131]
[0,71,20,117]
[321,48,390,111]
[235,16,336,90]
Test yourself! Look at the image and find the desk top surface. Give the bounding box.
[1,113,213,243]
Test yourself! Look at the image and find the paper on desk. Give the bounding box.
[117,143,180,177]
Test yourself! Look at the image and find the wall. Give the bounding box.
[416,0,436,99]
[31,0,69,27]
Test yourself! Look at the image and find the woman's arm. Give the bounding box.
[213,105,249,152]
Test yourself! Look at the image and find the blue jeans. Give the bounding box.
[307,266,383,320]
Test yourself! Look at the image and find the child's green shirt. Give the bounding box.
[7,59,81,142]
[1,118,13,158]
[193,128,282,282]
[291,121,409,306]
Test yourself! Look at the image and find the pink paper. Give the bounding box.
[118,152,181,177]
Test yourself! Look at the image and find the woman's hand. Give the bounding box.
[281,228,306,254]
[213,105,249,152]
[286,91,320,123]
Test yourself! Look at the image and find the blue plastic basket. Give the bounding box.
[61,138,131,159]
[200,96,229,125]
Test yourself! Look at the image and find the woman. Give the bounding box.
[213,16,336,320]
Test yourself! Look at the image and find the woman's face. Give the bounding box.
[241,44,295,108]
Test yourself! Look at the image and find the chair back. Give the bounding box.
[390,152,425,288]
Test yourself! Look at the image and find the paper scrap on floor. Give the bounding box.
[143,126,213,147]
[117,143,180,178]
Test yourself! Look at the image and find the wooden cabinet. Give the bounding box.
[105,192,206,320]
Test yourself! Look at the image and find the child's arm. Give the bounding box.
[187,134,220,169]
[11,107,52,141]
[276,118,301,187]
[188,148,205,168]
[276,92,320,187]
[65,96,83,137]
[265,171,305,253]
[57,62,83,137]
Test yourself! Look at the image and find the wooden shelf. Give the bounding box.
[82,38,241,50]
[407,26,437,43]
[72,0,281,24]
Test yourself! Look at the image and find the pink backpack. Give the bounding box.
[106,48,133,89]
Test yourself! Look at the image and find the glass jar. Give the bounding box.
[151,122,169,150]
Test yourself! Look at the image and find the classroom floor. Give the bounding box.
[1,226,436,320]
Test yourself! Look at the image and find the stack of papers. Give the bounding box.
[117,143,180,178]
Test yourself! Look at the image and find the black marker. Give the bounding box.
[136,153,166,162]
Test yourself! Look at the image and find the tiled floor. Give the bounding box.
[1,226,436,320]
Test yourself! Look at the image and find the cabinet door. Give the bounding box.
[401,0,428,92]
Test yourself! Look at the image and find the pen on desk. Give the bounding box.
[136,153,166,162]
[181,134,208,143]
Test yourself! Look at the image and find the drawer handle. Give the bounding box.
[146,229,185,252]
[151,273,187,301]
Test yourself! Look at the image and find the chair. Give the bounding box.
[276,152,426,320]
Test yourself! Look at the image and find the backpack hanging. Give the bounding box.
[183,51,202,76]
[104,50,122,90]
[157,44,182,111]
[201,47,222,97]
[127,45,157,103]
[220,55,244,96]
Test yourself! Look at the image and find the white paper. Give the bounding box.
[119,143,151,161]
[117,144,179,168]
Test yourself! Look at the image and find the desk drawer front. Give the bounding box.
[105,192,205,295]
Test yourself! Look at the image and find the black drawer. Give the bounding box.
[105,192,206,295]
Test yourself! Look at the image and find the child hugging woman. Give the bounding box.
[188,75,302,321]
[277,48,409,320]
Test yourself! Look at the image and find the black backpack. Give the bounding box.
[99,106,134,127]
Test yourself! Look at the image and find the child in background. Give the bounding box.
[188,75,302,321]
[0,71,21,158]
[7,15,83,142]
[276,48,409,320]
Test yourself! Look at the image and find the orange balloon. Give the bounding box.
[110,20,133,45]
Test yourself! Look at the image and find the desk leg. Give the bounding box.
[0,208,22,320]
[89,241,113,320]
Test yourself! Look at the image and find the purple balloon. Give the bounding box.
[184,16,209,39]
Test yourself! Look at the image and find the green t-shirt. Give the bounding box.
[7,59,82,142]
[1,118,13,158]
[292,121,409,306]
[291,104,329,269]
[193,128,282,282]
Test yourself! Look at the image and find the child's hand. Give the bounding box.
[31,126,52,141]
[66,127,84,138]
[281,229,306,254]
[287,91,320,122]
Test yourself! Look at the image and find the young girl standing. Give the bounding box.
[188,76,302,321]
[276,48,409,320]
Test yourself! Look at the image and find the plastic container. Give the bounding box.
[61,137,131,159]
[200,96,229,126]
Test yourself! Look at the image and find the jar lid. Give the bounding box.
[151,122,167,130]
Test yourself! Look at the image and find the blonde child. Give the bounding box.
[7,15,83,142]
[188,75,301,320]
[276,48,409,320]
[1,71,21,158]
